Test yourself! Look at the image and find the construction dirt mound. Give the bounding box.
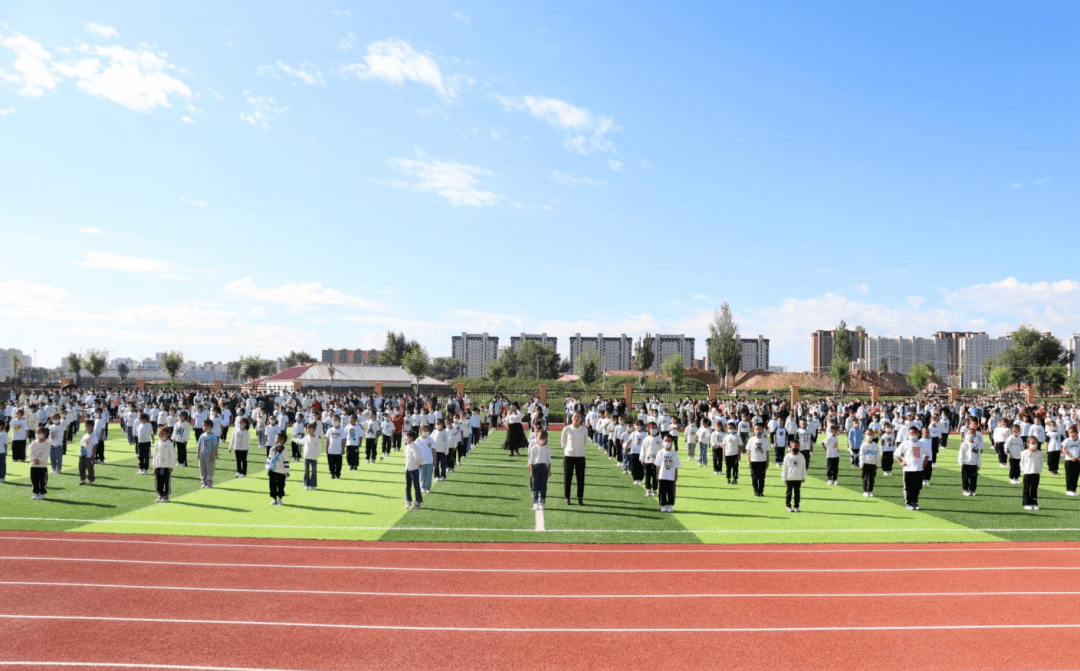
[732,369,917,395]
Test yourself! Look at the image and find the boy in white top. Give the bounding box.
[781,443,807,512]
[1020,437,1044,510]
[655,436,681,512]
[823,426,841,485]
[417,427,435,493]
[325,419,344,479]
[1062,426,1080,495]
[301,423,322,490]
[404,430,424,509]
[894,427,926,510]
[560,412,588,505]
[151,426,176,503]
[858,432,880,497]
[641,423,662,497]
[228,418,250,478]
[173,412,191,467]
[722,422,743,485]
[1004,425,1025,484]
[745,422,770,497]
[528,428,553,510]
[957,427,983,496]
[992,419,1011,467]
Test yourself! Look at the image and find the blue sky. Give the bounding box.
[1,1,1078,371]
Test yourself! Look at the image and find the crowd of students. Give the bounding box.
[2,387,1079,516]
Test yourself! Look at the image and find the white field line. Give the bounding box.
[4,516,1079,535]
[0,556,1074,573]
[535,509,545,532]
[3,613,1080,633]
[3,581,1078,600]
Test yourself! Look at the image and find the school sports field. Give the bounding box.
[2,429,1079,670]
[0,428,1078,544]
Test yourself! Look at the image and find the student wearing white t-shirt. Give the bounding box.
[301,423,322,490]
[823,427,841,485]
[781,443,806,513]
[744,422,770,497]
[560,412,588,505]
[894,427,926,510]
[1061,426,1080,496]
[528,429,553,510]
[324,420,344,479]
[722,422,743,485]
[1021,437,1044,510]
[404,430,424,509]
[655,436,681,512]
[859,433,880,497]
[957,427,983,496]
[228,418,250,478]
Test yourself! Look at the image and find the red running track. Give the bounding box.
[0,530,1079,670]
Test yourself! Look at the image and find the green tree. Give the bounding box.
[82,349,108,386]
[67,352,82,381]
[878,357,889,373]
[708,303,741,387]
[485,349,519,381]
[988,366,1013,391]
[160,351,184,383]
[992,327,1071,394]
[116,361,130,382]
[515,342,560,379]
[282,350,316,368]
[634,334,654,380]
[226,361,242,383]
[377,331,423,366]
[907,362,935,391]
[829,357,850,392]
[431,357,464,380]
[661,354,686,392]
[576,349,601,387]
[1066,372,1080,402]
[402,347,431,392]
[835,320,852,363]
[240,355,270,382]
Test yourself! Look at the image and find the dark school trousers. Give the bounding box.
[801,450,812,472]
[137,442,151,471]
[78,456,94,482]
[881,451,894,473]
[961,464,979,493]
[995,442,1007,465]
[346,445,360,469]
[327,453,343,478]
[12,439,26,461]
[785,480,801,508]
[826,457,839,482]
[269,471,286,499]
[154,468,171,497]
[1065,460,1080,493]
[175,441,187,466]
[365,438,378,462]
[235,450,248,475]
[658,479,675,507]
[630,454,644,482]
[1009,457,1021,481]
[382,435,392,455]
[531,463,549,503]
[862,464,877,493]
[644,463,658,491]
[406,468,422,504]
[725,454,740,483]
[564,456,585,502]
[30,466,48,495]
[750,461,767,495]
[713,446,723,473]
[1048,451,1061,473]
[435,452,447,478]
[903,471,923,507]
[1022,473,1040,507]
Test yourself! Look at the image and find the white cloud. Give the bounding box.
[239,92,287,129]
[343,39,456,98]
[0,107,13,115]
[943,277,1080,332]
[337,32,357,52]
[259,61,325,85]
[453,12,471,26]
[1011,182,1023,190]
[0,31,61,97]
[550,170,606,187]
[608,159,623,172]
[331,9,352,17]
[387,154,498,206]
[906,296,926,309]
[496,94,618,154]
[79,226,103,234]
[180,195,208,208]
[208,87,224,101]
[58,43,191,112]
[639,158,654,170]
[1034,177,1052,185]
[223,277,386,311]
[0,279,68,316]
[692,294,712,303]
[180,114,194,124]
[853,283,869,295]
[84,23,120,39]
[77,251,186,279]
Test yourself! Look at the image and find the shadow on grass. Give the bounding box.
[285,503,370,514]
[170,500,250,513]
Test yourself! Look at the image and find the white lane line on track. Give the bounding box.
[4,581,1078,599]
[5,517,1080,534]
[2,535,1078,554]
[4,614,1080,633]
[0,556,1074,573]
[0,663,316,671]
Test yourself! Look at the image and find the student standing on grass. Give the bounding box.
[1045,420,1062,476]
[823,426,841,485]
[1004,424,1024,485]
[529,428,552,510]
[0,419,7,484]
[28,427,50,500]
[135,412,153,475]
[301,422,321,490]
[173,411,191,467]
[696,418,710,468]
[710,419,725,475]
[781,442,806,513]
[418,425,435,494]
[656,435,681,513]
[1021,437,1043,510]
[641,422,661,497]
[797,418,813,471]
[152,426,176,503]
[957,426,982,497]
[228,418,250,478]
[1062,426,1080,496]
[77,420,95,485]
[344,414,361,471]
[894,426,926,511]
[880,422,895,476]
[325,417,344,479]
[266,432,290,506]
[722,421,743,485]
[196,419,219,488]
[992,418,1010,467]
[11,409,30,463]
[561,411,587,506]
[745,422,770,498]
[47,413,63,474]
[920,426,935,486]
[404,429,423,509]
[859,431,880,497]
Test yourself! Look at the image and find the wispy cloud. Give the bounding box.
[342,38,458,98]
[180,195,208,208]
[84,23,120,39]
[0,107,14,115]
[495,94,618,154]
[77,251,186,279]
[608,160,623,172]
[79,226,103,234]
[550,170,606,187]
[337,32,357,52]
[386,154,498,207]
[239,92,287,129]
[258,61,325,85]
[223,277,386,311]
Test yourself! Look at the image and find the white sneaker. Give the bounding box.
[235,473,241,478]
[970,492,976,497]
[1068,491,1078,496]
[539,503,545,510]
[786,506,793,512]
[414,502,422,509]
[906,504,915,510]
[269,499,277,505]
[1032,505,1040,510]
[862,492,869,497]
[1024,505,1033,510]
[406,502,413,510]
[793,507,800,513]
[533,503,539,510]
[868,492,874,497]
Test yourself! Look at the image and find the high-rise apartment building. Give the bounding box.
[451,333,500,378]
[568,334,633,372]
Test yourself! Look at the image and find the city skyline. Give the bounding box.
[2,2,1078,372]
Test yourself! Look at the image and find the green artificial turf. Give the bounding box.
[1,427,1078,544]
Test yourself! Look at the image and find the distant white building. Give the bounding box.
[1067,334,1080,377]
[858,336,950,378]
[703,336,770,371]
[568,334,633,372]
[451,333,499,379]
[509,333,558,351]
[0,348,28,379]
[958,333,1014,388]
[647,334,695,372]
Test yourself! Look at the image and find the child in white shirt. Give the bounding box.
[528,429,553,510]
